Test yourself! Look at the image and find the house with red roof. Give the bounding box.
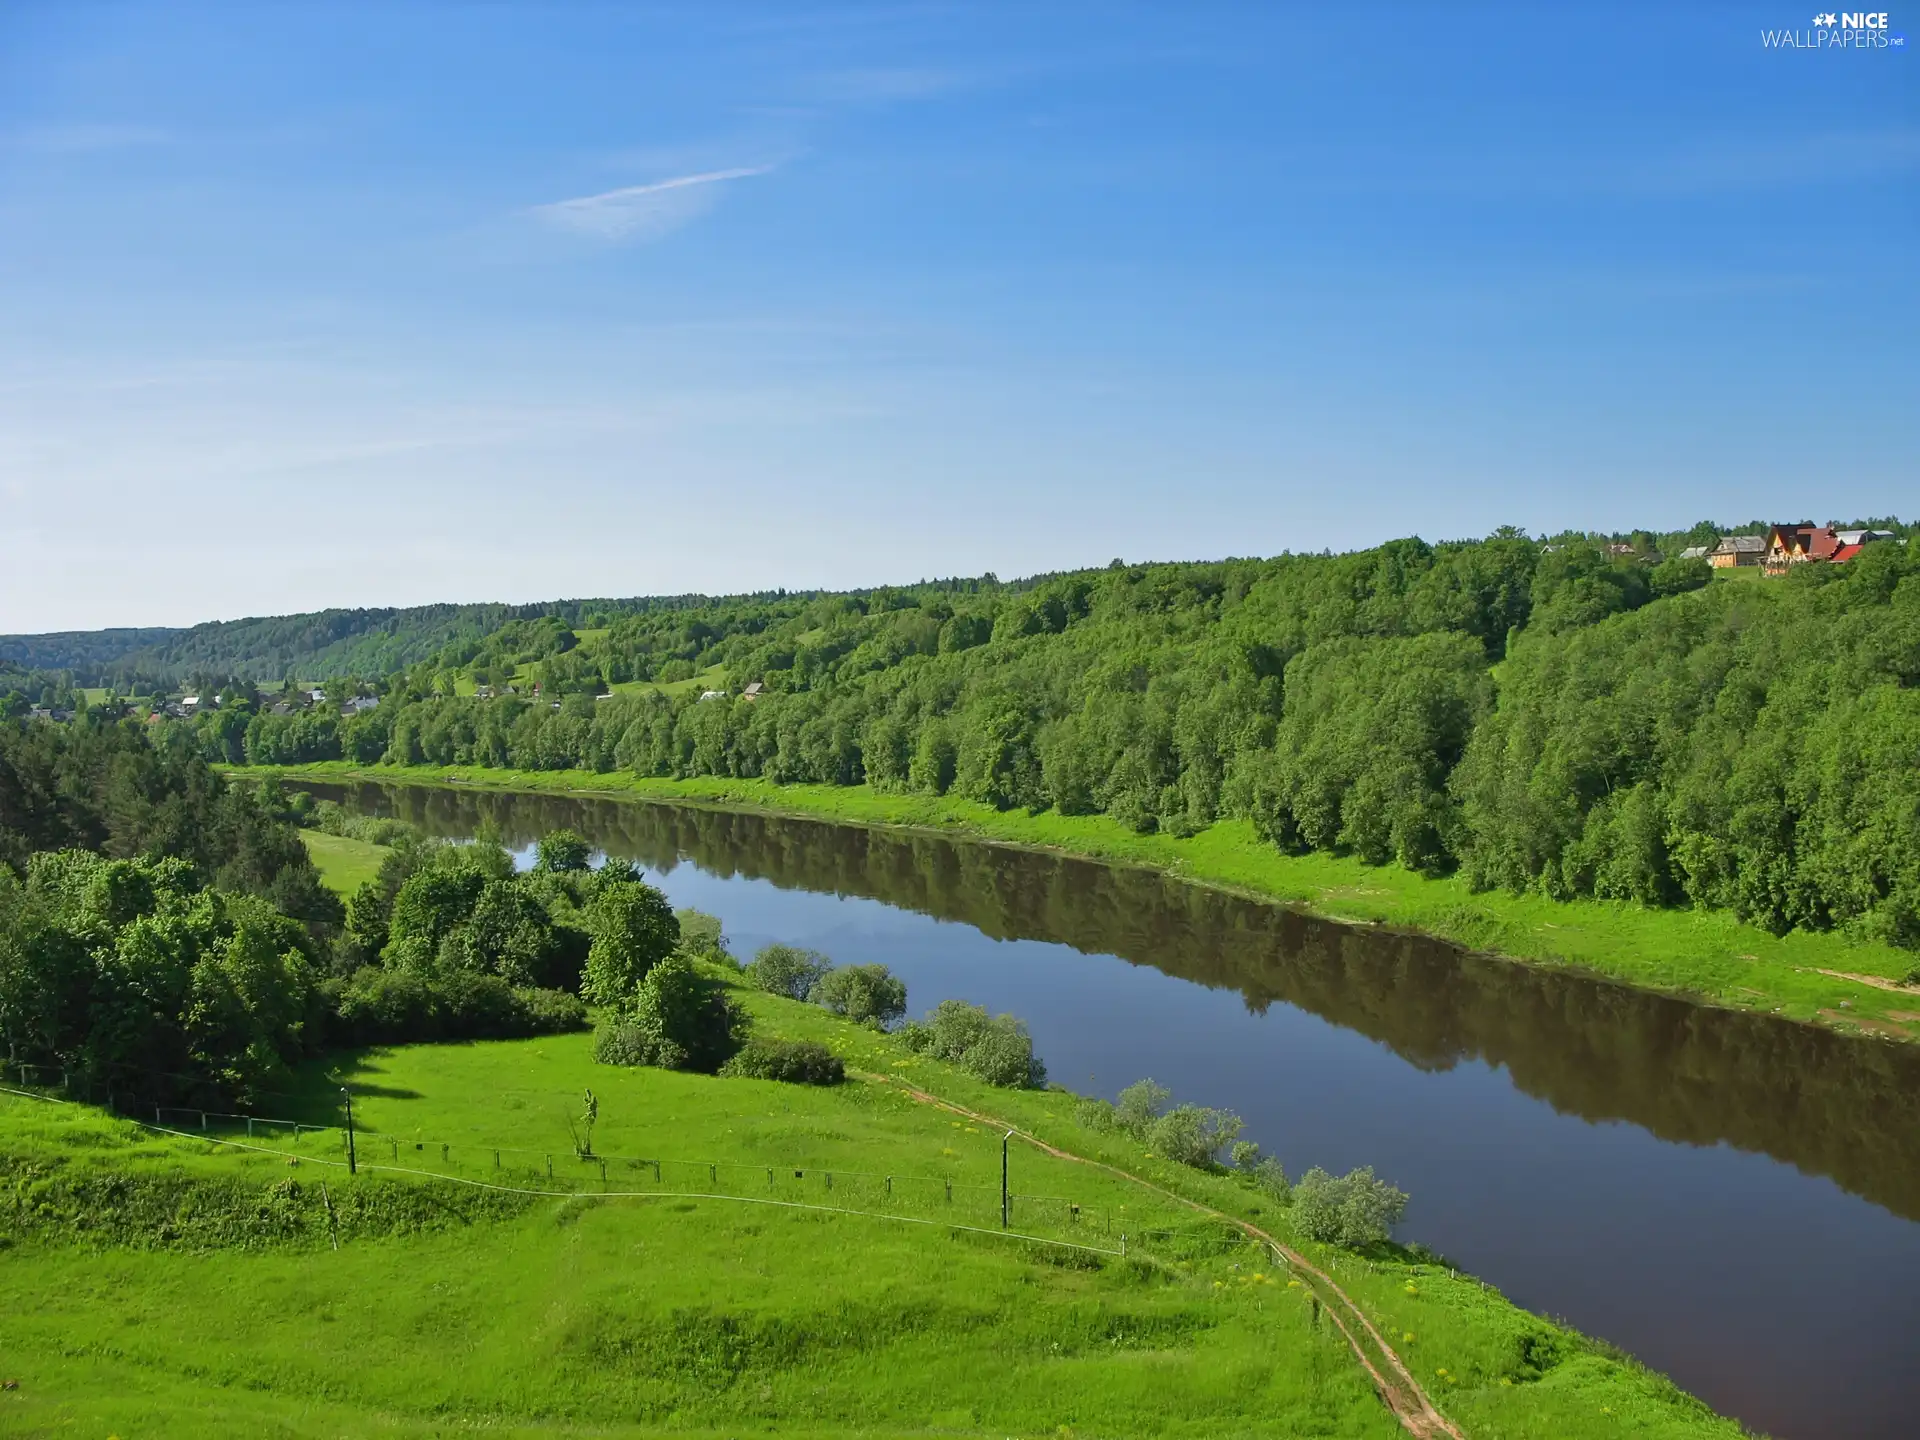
[1764,523,1841,575]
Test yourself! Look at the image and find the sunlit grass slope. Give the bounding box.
[0,983,1747,1439]
[297,827,390,895]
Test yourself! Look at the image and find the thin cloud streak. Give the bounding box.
[530,166,772,240]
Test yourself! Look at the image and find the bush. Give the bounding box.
[675,909,735,966]
[593,953,745,1073]
[807,963,908,1027]
[1085,1078,1244,1171]
[1291,1166,1409,1248]
[326,968,586,1046]
[1114,1079,1172,1137]
[719,1038,845,1085]
[1149,1104,1243,1168]
[1232,1141,1290,1200]
[533,829,592,873]
[898,998,1046,1088]
[745,943,832,1000]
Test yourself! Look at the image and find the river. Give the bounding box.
[308,780,1920,1440]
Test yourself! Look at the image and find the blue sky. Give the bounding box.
[0,2,1912,630]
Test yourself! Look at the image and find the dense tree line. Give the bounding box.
[0,716,339,921]
[0,716,345,1101]
[163,528,1920,948]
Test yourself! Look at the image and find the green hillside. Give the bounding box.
[0,984,1745,1439]
[176,530,1920,967]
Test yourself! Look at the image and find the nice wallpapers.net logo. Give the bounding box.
[1761,11,1907,46]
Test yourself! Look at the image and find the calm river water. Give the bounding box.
[311,781,1920,1440]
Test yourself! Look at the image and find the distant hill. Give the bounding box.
[0,627,184,673]
[0,605,542,683]
[0,593,814,684]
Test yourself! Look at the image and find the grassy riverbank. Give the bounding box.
[0,978,1743,1439]
[232,762,1920,1043]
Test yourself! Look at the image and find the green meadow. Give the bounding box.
[240,761,1920,1044]
[0,976,1744,1440]
[298,826,392,894]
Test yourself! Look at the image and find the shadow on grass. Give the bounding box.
[282,1050,428,1124]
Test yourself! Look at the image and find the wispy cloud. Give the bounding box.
[530,166,772,241]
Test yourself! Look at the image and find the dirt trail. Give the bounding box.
[1809,967,1920,997]
[868,1075,1464,1440]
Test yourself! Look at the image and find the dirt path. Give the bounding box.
[1809,967,1920,997]
[867,1074,1465,1440]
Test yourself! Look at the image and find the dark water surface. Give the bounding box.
[314,781,1920,1440]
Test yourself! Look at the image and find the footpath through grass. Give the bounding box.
[0,981,1745,1440]
[239,761,1920,1043]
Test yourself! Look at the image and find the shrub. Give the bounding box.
[1090,1078,1245,1171]
[1291,1166,1409,1248]
[807,963,908,1027]
[1114,1079,1172,1138]
[720,1038,845,1085]
[1149,1104,1243,1168]
[1074,1095,1118,1131]
[533,829,592,873]
[326,968,586,1046]
[898,998,1046,1088]
[675,909,735,966]
[744,943,832,1000]
[1232,1141,1290,1200]
[514,985,591,1033]
[593,1020,657,1067]
[593,953,745,1074]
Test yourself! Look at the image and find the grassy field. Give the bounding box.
[236,762,1920,1044]
[298,827,391,895]
[605,661,729,700]
[0,978,1743,1439]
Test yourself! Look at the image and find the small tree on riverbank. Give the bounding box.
[745,943,832,1001]
[807,963,908,1027]
[897,998,1047,1088]
[1292,1166,1408,1248]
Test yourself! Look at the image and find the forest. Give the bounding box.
[0,720,642,1104]
[23,523,1920,953]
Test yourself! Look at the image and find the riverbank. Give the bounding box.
[0,981,1745,1438]
[232,761,1920,1043]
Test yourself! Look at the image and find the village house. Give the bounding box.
[1764,523,1840,574]
[1761,524,1897,575]
[1677,545,1711,561]
[741,681,764,701]
[1708,535,1766,568]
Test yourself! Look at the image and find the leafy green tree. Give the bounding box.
[1291,1166,1409,1248]
[807,963,908,1027]
[896,997,1046,1087]
[581,877,678,1008]
[1114,1078,1172,1137]
[451,878,564,987]
[382,866,487,975]
[744,943,831,1000]
[1148,1104,1244,1168]
[534,829,592,873]
[592,953,744,1072]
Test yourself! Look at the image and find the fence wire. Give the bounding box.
[0,1064,1190,1257]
